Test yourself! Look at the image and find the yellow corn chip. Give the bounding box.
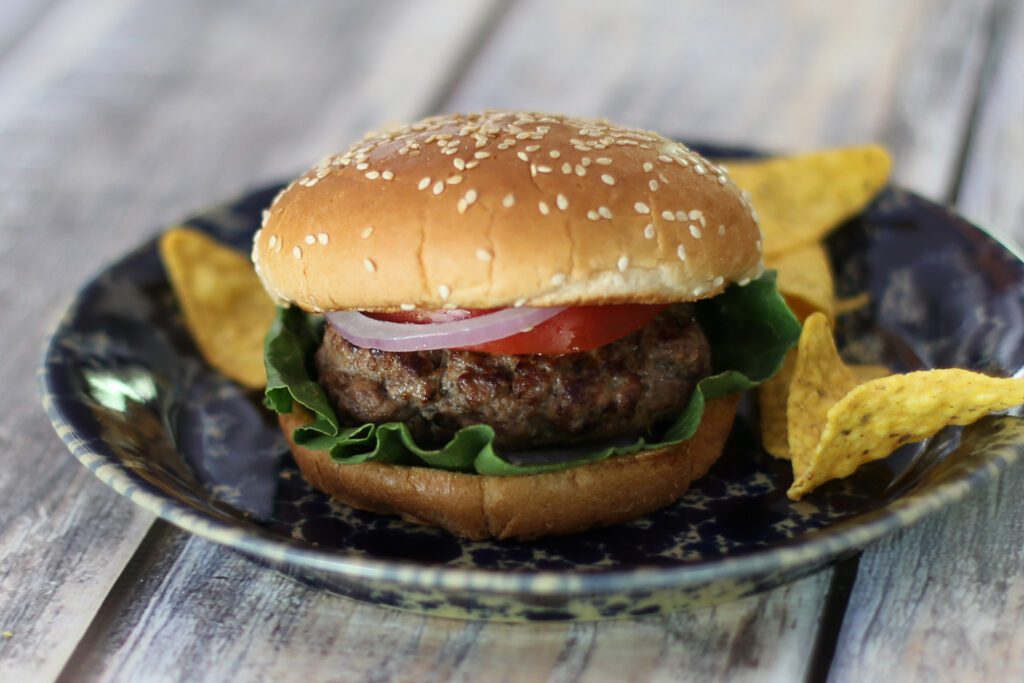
[850,364,890,383]
[766,242,835,323]
[834,292,871,316]
[160,227,274,389]
[789,370,1024,499]
[760,351,889,462]
[785,313,859,475]
[726,145,892,257]
[759,349,797,459]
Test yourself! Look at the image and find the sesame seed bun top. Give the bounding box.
[252,110,764,312]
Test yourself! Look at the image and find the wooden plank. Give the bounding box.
[0,1,499,681]
[58,1,1003,682]
[957,0,1024,245]
[829,1,1024,680]
[62,529,834,683]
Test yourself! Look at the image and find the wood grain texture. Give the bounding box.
[0,1,498,680]
[448,0,994,199]
[828,1,1024,680]
[62,529,833,683]
[3,0,1018,681]
[51,2,1006,682]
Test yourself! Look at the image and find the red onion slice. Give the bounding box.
[325,307,567,352]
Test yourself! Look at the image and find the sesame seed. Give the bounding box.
[642,162,654,172]
[658,155,673,163]
[690,225,702,239]
[381,170,394,181]
[617,255,629,272]
[634,202,650,214]
[261,209,271,226]
[598,206,613,219]
[549,150,561,158]
[292,246,302,259]
[317,232,329,245]
[474,151,490,159]
[689,209,703,220]
[675,211,687,222]
[556,194,568,210]
[538,201,550,215]
[447,175,463,185]
[457,198,468,214]
[601,174,615,186]
[738,277,751,286]
[432,181,444,195]
[418,177,431,190]
[502,193,515,208]
[561,163,572,174]
[581,157,592,167]
[575,165,586,176]
[530,164,538,177]
[465,160,480,169]
[356,162,369,171]
[596,157,612,166]
[756,240,763,253]
[438,284,451,300]
[400,303,416,311]
[536,165,552,173]
[305,234,315,245]
[649,179,659,191]
[661,210,675,221]
[476,248,493,262]
[517,151,530,162]
[677,244,686,260]
[694,163,706,175]
[587,210,599,221]
[718,224,726,235]
[363,170,379,179]
[693,285,706,296]
[516,131,531,140]
[718,175,728,184]
[316,169,329,179]
[644,224,655,239]
[551,273,567,286]
[525,144,540,152]
[453,158,466,171]
[268,235,278,249]
[464,189,478,205]
[305,177,319,187]
[364,258,376,273]
[361,226,374,239]
[713,276,724,288]
[514,298,527,307]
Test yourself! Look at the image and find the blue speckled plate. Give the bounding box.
[41,145,1024,621]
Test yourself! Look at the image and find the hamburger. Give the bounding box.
[252,111,799,540]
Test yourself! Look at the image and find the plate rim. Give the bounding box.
[38,181,1024,597]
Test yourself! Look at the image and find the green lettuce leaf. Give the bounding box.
[264,272,800,475]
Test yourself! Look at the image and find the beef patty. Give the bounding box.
[314,304,711,450]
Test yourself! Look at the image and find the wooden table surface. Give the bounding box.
[2,1,1022,681]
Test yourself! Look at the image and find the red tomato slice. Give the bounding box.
[462,304,669,354]
[366,305,669,354]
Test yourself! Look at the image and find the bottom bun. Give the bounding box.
[281,395,739,540]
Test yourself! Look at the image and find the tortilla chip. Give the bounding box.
[160,227,274,389]
[759,349,797,459]
[766,242,835,322]
[759,346,889,461]
[850,364,890,383]
[834,292,871,316]
[789,370,1024,499]
[785,313,859,475]
[726,145,892,257]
